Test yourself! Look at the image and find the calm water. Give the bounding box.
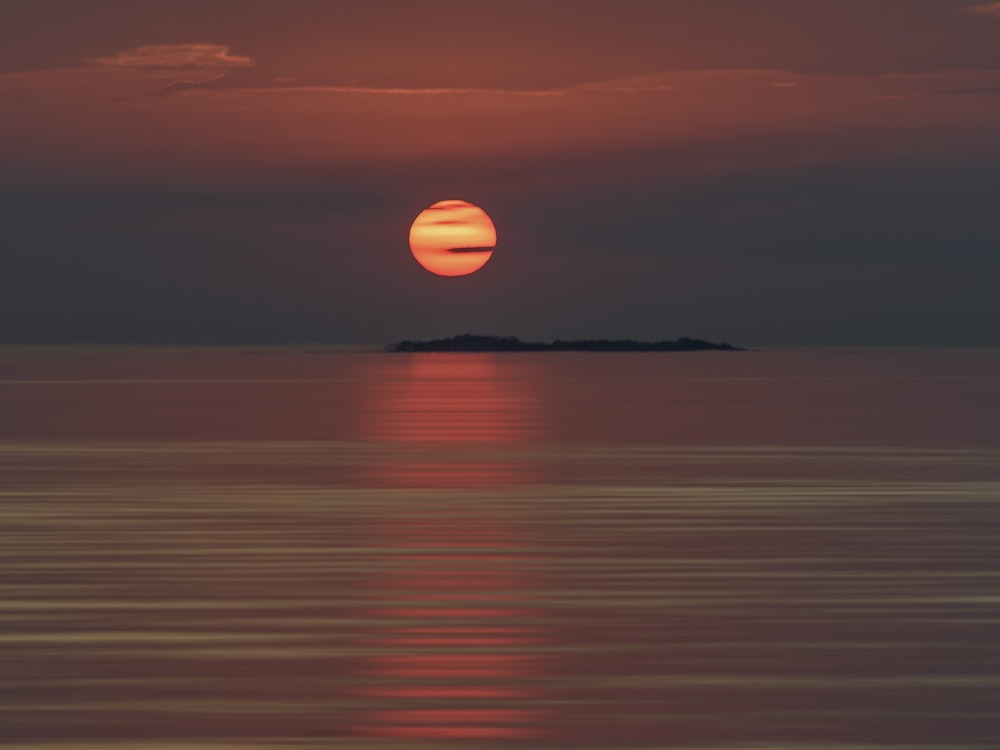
[2,348,1000,749]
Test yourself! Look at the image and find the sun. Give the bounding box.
[409,200,497,277]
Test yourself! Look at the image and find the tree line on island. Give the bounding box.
[388,334,742,352]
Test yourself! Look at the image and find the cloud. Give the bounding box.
[145,73,674,99]
[933,85,1000,96]
[237,84,565,97]
[575,75,673,94]
[88,44,254,71]
[963,2,1000,16]
[0,43,256,103]
[164,71,714,99]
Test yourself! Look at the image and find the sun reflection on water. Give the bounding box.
[358,354,545,487]
[351,353,553,740]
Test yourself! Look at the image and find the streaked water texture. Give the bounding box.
[2,348,999,749]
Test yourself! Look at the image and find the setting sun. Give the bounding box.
[409,200,497,277]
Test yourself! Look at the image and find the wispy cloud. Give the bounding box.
[235,84,566,97]
[6,53,1000,124]
[575,75,673,94]
[0,51,811,103]
[0,43,257,102]
[933,85,1000,96]
[88,44,254,71]
[963,2,1000,16]
[148,72,678,99]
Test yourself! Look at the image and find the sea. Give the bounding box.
[2,347,999,750]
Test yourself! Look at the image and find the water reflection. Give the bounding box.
[359,354,545,487]
[352,354,552,740]
[5,349,1000,747]
[354,504,549,740]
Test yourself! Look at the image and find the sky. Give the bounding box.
[2,0,1000,347]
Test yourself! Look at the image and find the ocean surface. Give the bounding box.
[2,347,1000,750]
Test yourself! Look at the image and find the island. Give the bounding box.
[388,334,741,353]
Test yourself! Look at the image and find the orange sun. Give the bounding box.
[409,200,497,277]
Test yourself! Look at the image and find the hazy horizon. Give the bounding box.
[3,1,1000,347]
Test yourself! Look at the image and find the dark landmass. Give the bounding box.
[388,334,742,353]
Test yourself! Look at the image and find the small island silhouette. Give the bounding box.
[388,334,741,353]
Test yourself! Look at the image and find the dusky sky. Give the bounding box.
[3,0,1000,346]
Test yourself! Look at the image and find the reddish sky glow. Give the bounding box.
[2,1,1000,345]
